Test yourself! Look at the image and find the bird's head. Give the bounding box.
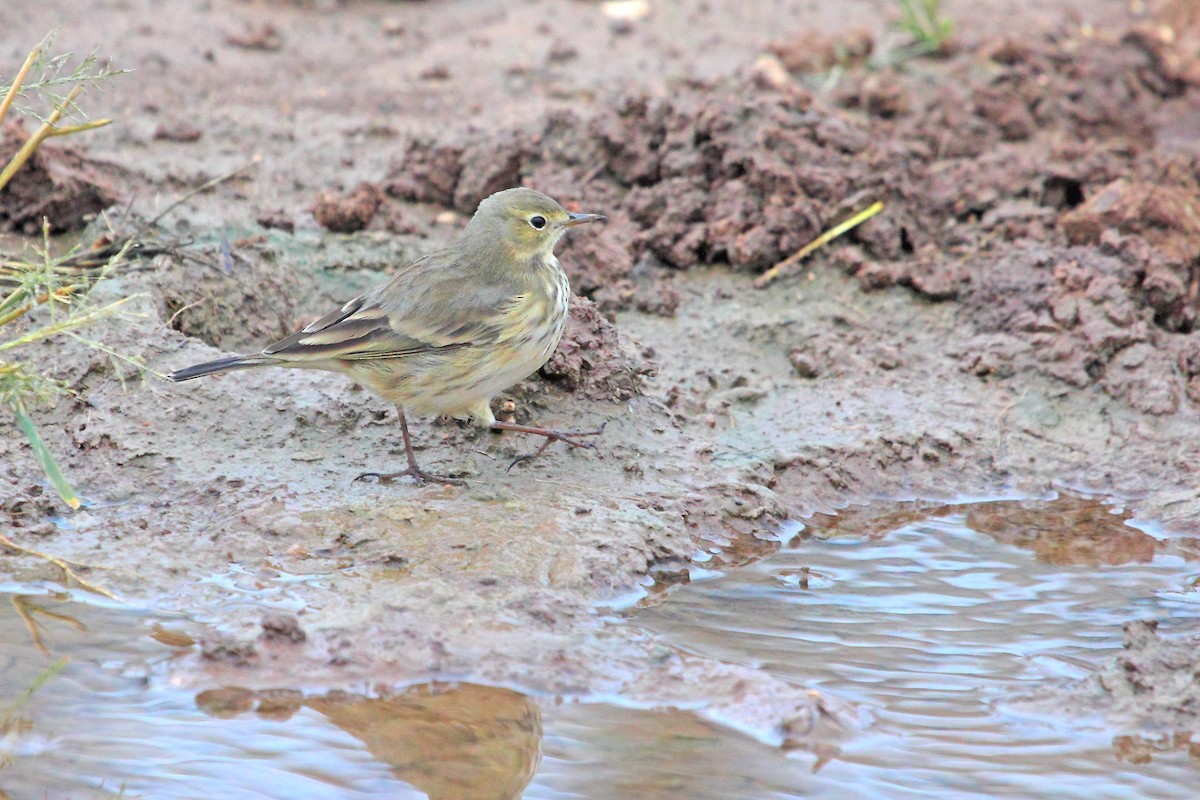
[464,187,605,265]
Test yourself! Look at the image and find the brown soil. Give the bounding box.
[1020,619,1200,732]
[0,119,121,233]
[2,0,1200,755]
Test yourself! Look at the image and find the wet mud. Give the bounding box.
[2,0,1200,789]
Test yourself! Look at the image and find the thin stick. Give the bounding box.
[755,200,885,289]
[144,156,261,230]
[0,533,122,601]
[0,284,83,328]
[10,596,85,658]
[66,332,158,380]
[0,38,43,127]
[43,118,112,137]
[12,595,50,656]
[0,84,82,191]
[157,296,207,332]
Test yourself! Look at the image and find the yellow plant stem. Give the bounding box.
[0,533,120,601]
[0,83,83,191]
[0,284,82,328]
[1,654,69,722]
[44,118,112,137]
[755,200,886,289]
[0,293,137,352]
[0,39,42,127]
[10,596,84,657]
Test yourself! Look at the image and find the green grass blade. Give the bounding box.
[0,656,69,727]
[0,285,32,316]
[11,406,80,509]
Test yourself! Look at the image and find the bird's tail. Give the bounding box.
[167,355,273,382]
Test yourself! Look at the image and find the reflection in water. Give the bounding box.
[638,494,1200,799]
[964,495,1162,566]
[803,494,1167,567]
[802,500,953,541]
[3,494,1199,799]
[308,685,541,800]
[8,593,86,656]
[1113,732,1200,765]
[196,683,542,800]
[195,686,304,720]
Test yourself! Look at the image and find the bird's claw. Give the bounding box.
[505,421,608,472]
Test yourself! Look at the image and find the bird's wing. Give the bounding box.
[261,256,527,363]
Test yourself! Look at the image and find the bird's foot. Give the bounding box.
[355,465,466,487]
[491,420,608,472]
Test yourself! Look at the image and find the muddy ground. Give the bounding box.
[2,0,1200,761]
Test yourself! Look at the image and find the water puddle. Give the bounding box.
[2,495,1198,798]
[635,495,1200,798]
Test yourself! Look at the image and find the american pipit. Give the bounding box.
[167,187,606,485]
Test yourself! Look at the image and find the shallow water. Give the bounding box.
[2,496,1198,799]
[633,496,1200,798]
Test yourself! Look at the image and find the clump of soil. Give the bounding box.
[153,120,204,143]
[311,182,385,233]
[539,294,648,402]
[0,119,121,233]
[389,27,1190,276]
[767,28,875,74]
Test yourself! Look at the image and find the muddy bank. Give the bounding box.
[2,0,1200,766]
[388,18,1200,420]
[1022,619,1200,730]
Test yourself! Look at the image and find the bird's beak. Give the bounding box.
[563,212,606,227]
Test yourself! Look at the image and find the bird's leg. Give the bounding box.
[489,420,608,472]
[357,406,465,486]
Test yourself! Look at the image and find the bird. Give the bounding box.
[167,187,607,485]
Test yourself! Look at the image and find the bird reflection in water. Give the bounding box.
[196,682,542,800]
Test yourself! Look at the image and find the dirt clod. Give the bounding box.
[0,120,120,233]
[311,182,385,233]
[153,121,203,143]
[260,612,307,644]
[200,636,259,667]
[539,295,647,402]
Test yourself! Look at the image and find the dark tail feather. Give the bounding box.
[167,355,271,382]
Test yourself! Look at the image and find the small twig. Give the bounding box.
[755,201,885,289]
[1,653,68,720]
[157,296,208,333]
[0,293,141,353]
[0,38,44,127]
[997,387,1030,422]
[0,284,83,327]
[66,332,159,380]
[10,596,85,658]
[0,84,83,191]
[12,595,49,656]
[43,118,112,137]
[143,157,262,231]
[834,289,871,322]
[0,533,123,601]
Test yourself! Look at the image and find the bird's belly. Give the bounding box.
[351,323,565,420]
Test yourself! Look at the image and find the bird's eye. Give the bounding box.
[529,215,547,230]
